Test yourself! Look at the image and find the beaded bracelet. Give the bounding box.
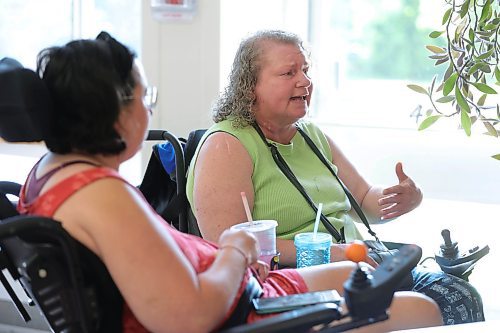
[219,245,249,266]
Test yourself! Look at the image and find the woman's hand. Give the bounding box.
[250,260,270,281]
[218,229,260,265]
[378,162,423,220]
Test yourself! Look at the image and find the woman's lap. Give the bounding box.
[251,264,484,325]
[261,268,309,297]
[409,265,484,325]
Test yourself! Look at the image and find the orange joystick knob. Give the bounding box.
[345,240,368,263]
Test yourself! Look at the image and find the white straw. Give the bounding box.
[240,191,253,223]
[313,203,323,240]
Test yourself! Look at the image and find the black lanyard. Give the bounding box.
[252,123,380,243]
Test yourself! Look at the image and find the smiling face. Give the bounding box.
[253,41,312,128]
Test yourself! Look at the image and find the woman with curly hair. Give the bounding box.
[186,29,484,325]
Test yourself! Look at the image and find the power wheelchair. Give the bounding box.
[0,56,421,332]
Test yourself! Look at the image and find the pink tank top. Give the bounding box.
[18,162,307,332]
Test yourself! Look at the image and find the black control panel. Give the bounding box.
[343,244,421,319]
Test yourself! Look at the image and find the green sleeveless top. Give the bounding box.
[186,119,363,242]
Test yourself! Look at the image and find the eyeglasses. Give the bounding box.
[144,86,158,110]
[122,86,158,110]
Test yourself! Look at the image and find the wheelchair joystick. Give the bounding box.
[348,265,372,289]
[439,229,458,258]
[435,228,490,280]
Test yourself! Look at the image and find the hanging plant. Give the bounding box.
[408,0,500,158]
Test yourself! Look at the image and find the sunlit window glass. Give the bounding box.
[308,0,444,129]
[0,0,72,69]
[0,0,142,185]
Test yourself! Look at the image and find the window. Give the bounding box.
[220,0,500,205]
[307,0,442,129]
[304,0,500,205]
[0,0,142,185]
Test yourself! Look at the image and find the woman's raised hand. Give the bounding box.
[378,162,423,220]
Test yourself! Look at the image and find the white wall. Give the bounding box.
[140,0,309,139]
[141,0,221,139]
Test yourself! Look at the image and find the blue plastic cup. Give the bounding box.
[294,232,332,268]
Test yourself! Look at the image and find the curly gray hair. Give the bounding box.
[213,30,310,127]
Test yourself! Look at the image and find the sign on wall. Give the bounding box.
[151,0,197,22]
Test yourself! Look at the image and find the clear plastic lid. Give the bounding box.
[231,220,278,233]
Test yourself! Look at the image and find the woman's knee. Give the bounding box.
[392,291,443,327]
[298,261,358,292]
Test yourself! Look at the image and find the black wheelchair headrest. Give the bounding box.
[0,57,52,142]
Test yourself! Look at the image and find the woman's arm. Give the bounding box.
[324,134,422,222]
[56,177,258,333]
[323,134,381,220]
[192,132,255,241]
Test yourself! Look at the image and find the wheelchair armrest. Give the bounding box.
[0,181,22,196]
[218,302,341,333]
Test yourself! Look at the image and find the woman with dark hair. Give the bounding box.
[18,32,442,332]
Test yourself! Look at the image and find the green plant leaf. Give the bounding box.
[443,63,453,82]
[459,0,470,18]
[467,62,482,75]
[456,18,468,37]
[468,28,475,43]
[492,154,500,160]
[436,95,455,103]
[472,82,497,94]
[477,62,491,73]
[455,84,471,113]
[418,115,441,131]
[461,109,472,136]
[426,45,446,54]
[476,48,494,60]
[436,81,444,92]
[479,0,492,22]
[495,66,500,83]
[442,7,453,25]
[435,57,449,66]
[475,30,494,38]
[483,23,498,31]
[407,84,428,95]
[483,121,498,137]
[429,30,444,38]
[478,93,487,106]
[443,73,458,96]
[429,54,449,60]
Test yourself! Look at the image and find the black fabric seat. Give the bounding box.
[0,213,123,332]
[140,128,206,236]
